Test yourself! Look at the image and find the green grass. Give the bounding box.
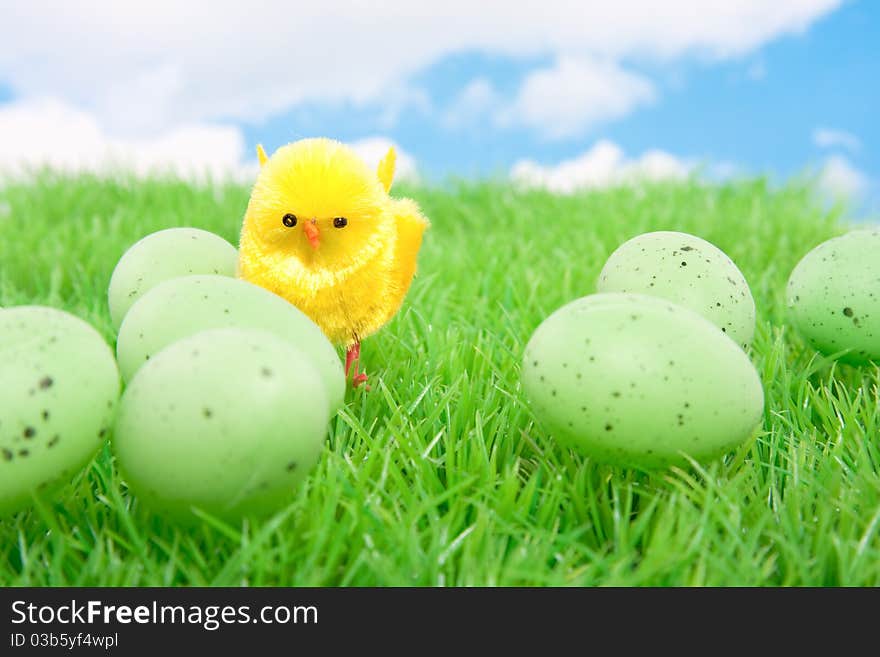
[1,172,879,586]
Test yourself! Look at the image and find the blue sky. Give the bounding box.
[243,1,877,184]
[0,1,875,211]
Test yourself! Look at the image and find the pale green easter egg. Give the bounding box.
[786,229,880,364]
[0,306,120,516]
[522,293,764,469]
[108,228,238,330]
[116,275,344,413]
[597,231,756,348]
[113,328,329,520]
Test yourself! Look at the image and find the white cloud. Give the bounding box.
[0,1,841,134]
[500,56,655,138]
[443,78,499,128]
[813,127,861,152]
[511,140,692,193]
[0,98,246,180]
[376,87,433,131]
[348,136,419,182]
[817,155,869,199]
[0,98,418,182]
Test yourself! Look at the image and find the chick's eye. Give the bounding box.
[282,213,297,227]
[333,217,348,228]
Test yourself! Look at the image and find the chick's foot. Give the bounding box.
[345,341,371,391]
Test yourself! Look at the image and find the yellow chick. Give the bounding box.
[238,138,429,388]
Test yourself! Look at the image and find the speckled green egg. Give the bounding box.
[116,275,344,413]
[113,328,329,520]
[597,231,756,348]
[786,229,880,364]
[0,306,120,516]
[522,293,764,469]
[108,227,238,330]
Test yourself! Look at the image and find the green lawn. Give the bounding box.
[1,173,879,586]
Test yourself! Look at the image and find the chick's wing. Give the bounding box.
[390,198,429,290]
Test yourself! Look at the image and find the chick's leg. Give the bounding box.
[345,341,369,389]
[344,343,358,378]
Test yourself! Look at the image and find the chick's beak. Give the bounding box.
[303,220,320,250]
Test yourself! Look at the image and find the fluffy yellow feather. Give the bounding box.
[238,138,429,386]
